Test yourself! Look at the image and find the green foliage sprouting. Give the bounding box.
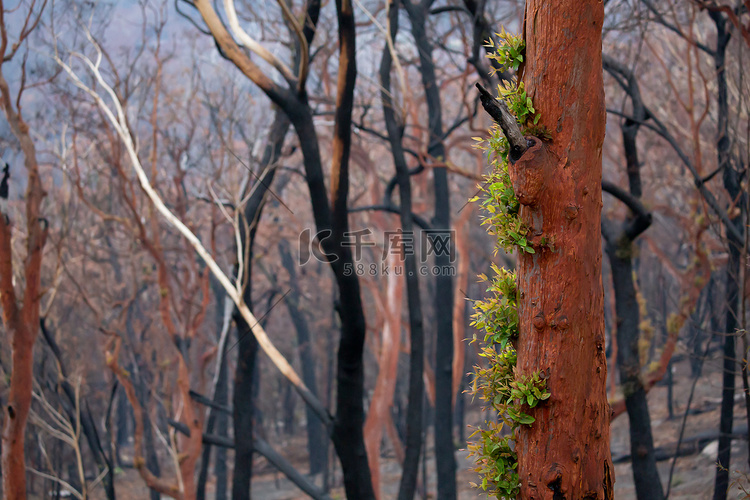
[466,31,550,499]
[485,28,525,73]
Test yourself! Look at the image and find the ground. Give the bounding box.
[30,350,750,499]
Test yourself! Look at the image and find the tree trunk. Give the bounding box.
[714,236,740,500]
[192,3,375,496]
[2,334,34,500]
[711,9,741,500]
[196,288,230,500]
[0,34,48,500]
[513,2,613,497]
[326,3,375,497]
[378,3,426,499]
[606,250,663,499]
[116,385,130,465]
[403,2,456,497]
[214,376,229,500]
[600,52,661,499]
[232,299,260,500]
[279,240,327,475]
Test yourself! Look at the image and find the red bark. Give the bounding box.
[512,2,613,498]
[0,12,48,494]
[364,256,403,499]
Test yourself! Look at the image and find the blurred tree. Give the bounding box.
[0,2,49,498]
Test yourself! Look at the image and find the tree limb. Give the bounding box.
[475,82,527,162]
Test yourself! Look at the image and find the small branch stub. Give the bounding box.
[476,82,528,162]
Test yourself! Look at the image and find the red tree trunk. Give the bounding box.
[512,1,613,498]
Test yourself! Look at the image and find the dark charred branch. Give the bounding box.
[167,420,331,500]
[190,389,231,415]
[383,165,425,207]
[602,181,652,241]
[640,0,715,55]
[429,5,471,16]
[613,425,749,464]
[604,107,743,244]
[349,204,431,231]
[475,82,528,162]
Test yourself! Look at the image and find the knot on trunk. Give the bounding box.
[508,136,551,206]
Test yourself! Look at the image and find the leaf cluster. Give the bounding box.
[467,342,550,497]
[472,129,534,255]
[467,30,551,499]
[485,29,525,73]
[498,81,539,127]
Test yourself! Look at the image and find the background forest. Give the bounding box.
[0,0,749,499]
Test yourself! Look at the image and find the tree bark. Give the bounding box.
[0,56,48,500]
[512,2,613,497]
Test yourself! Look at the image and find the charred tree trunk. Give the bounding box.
[137,373,162,500]
[196,284,231,500]
[605,249,662,499]
[714,233,741,500]
[711,9,742,500]
[115,385,131,466]
[601,54,662,499]
[379,2,426,499]
[232,111,290,500]
[512,2,613,497]
[403,2,456,497]
[213,375,229,500]
[232,288,260,500]
[279,240,327,475]
[326,3,375,497]
[193,1,374,496]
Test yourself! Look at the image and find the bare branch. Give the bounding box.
[55,38,332,428]
[222,0,297,86]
